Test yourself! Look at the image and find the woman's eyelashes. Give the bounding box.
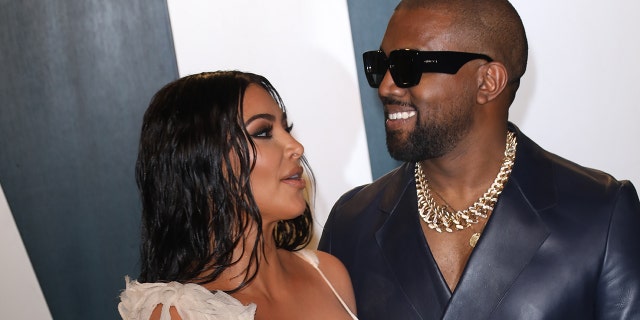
[249,122,294,139]
[251,124,273,139]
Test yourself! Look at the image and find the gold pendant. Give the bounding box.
[470,232,481,248]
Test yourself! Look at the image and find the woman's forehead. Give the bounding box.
[242,85,284,121]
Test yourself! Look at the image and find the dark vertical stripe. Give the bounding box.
[0,1,178,319]
[346,0,402,179]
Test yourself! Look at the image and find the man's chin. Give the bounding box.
[387,149,415,162]
[386,139,411,162]
[385,133,403,153]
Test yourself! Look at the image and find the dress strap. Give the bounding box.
[294,249,358,320]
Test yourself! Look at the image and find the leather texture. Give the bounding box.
[319,123,640,320]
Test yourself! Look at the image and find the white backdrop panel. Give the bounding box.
[511,1,639,186]
[0,184,51,319]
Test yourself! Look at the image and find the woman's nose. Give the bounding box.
[289,137,304,159]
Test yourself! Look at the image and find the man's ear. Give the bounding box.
[476,62,508,105]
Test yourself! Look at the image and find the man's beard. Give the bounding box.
[386,109,473,162]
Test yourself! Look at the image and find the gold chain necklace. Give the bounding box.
[415,131,517,237]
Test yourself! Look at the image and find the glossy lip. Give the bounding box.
[281,166,306,189]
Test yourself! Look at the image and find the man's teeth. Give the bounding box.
[388,111,416,120]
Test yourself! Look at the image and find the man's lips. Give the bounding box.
[384,106,417,131]
[381,97,417,121]
[387,110,417,120]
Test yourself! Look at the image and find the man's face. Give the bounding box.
[378,8,480,162]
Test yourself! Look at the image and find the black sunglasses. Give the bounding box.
[363,49,493,88]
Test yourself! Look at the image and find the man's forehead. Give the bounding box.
[382,8,461,52]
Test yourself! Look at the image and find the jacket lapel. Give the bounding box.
[375,164,452,319]
[442,124,555,320]
[441,180,550,319]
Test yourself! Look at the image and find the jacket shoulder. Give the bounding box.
[510,126,631,209]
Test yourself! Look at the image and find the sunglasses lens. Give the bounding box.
[363,51,387,88]
[389,50,420,88]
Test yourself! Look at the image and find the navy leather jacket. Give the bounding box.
[319,124,640,320]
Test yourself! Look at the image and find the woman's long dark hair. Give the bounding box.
[136,71,313,292]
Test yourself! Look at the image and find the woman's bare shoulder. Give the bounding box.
[314,250,357,314]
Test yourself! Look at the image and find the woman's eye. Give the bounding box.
[251,125,273,138]
[285,123,294,133]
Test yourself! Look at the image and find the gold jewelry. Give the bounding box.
[415,131,517,233]
[469,232,481,248]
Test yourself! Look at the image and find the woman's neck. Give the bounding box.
[202,222,284,293]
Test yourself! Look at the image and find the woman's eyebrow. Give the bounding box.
[245,113,275,124]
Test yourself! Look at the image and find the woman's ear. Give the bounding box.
[476,62,508,105]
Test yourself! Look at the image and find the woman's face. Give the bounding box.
[242,85,306,224]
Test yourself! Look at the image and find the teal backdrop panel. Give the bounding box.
[0,1,178,319]
[346,0,403,179]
